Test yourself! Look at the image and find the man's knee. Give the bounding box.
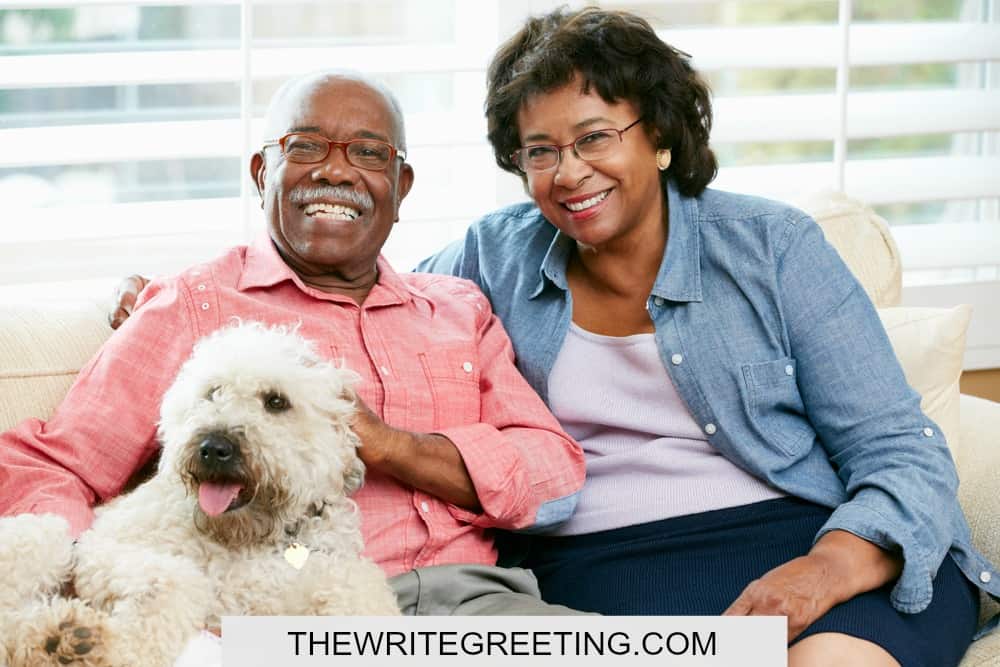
[456,591,592,616]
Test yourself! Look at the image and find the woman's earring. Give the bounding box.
[656,149,672,171]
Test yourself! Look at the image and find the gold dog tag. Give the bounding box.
[284,542,310,570]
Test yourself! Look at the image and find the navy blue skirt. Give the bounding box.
[525,497,979,667]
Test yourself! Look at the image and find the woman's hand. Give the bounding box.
[723,530,902,641]
[722,551,842,640]
[109,274,150,329]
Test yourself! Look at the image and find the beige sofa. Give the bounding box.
[0,194,997,663]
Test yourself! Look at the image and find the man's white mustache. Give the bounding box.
[288,186,373,212]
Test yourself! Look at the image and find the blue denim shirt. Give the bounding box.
[418,180,999,633]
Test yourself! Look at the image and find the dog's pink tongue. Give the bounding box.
[198,482,242,517]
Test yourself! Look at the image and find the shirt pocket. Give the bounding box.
[418,345,481,430]
[740,357,814,457]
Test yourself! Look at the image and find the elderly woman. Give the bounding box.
[110,7,995,665]
[418,7,995,667]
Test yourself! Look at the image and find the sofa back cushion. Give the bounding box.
[0,300,112,432]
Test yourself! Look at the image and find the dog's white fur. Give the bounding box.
[0,322,398,667]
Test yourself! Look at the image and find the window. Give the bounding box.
[2,1,997,361]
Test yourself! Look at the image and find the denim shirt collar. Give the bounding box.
[529,179,703,303]
[530,230,573,298]
[653,179,703,303]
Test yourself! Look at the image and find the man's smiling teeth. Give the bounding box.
[564,190,610,212]
[303,203,361,220]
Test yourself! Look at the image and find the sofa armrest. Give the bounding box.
[961,629,1000,667]
[957,393,1000,627]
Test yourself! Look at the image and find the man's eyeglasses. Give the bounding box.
[511,118,643,173]
[262,133,406,172]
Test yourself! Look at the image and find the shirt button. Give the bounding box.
[704,423,717,435]
[981,571,992,584]
[197,284,206,291]
[923,427,934,437]
[653,296,665,307]
[671,353,683,365]
[785,365,794,376]
[420,501,430,513]
[200,303,210,310]
[462,362,473,373]
[380,366,390,375]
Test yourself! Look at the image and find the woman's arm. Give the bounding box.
[725,212,959,632]
[724,529,902,640]
[109,274,150,329]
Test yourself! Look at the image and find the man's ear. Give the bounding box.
[393,162,414,222]
[250,151,266,201]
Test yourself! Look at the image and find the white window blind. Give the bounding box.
[1,0,997,362]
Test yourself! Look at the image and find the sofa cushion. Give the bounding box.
[796,190,903,308]
[0,300,112,432]
[878,305,972,465]
[958,394,1000,629]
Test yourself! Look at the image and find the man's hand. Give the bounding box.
[109,275,150,329]
[350,397,482,512]
[350,398,404,469]
[723,530,902,641]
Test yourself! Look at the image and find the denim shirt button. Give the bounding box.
[671,353,683,365]
[923,427,934,437]
[653,297,665,307]
[981,571,993,583]
[784,364,794,376]
[704,423,717,435]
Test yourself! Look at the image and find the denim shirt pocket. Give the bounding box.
[740,357,815,457]
[417,345,482,430]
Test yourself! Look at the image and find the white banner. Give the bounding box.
[221,615,787,666]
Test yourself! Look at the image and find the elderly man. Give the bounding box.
[0,71,585,615]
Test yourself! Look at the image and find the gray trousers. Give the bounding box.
[389,564,593,616]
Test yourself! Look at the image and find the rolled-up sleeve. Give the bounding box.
[437,292,584,532]
[777,214,958,613]
[0,279,196,538]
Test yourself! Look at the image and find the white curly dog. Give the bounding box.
[0,322,398,667]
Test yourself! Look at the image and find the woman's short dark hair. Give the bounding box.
[486,6,717,198]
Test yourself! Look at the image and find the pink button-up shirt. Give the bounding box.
[0,236,584,577]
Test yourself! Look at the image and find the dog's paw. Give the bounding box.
[41,619,103,665]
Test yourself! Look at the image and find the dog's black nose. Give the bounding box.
[199,433,236,465]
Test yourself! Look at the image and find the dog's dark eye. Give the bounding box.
[263,392,290,413]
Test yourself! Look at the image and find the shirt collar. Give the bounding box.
[529,229,573,299]
[652,179,703,303]
[528,179,703,303]
[239,233,427,309]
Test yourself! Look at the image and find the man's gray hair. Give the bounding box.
[262,70,407,151]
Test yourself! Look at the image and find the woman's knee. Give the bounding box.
[789,632,900,667]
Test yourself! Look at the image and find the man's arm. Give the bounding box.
[0,279,196,536]
[346,282,583,530]
[428,285,585,531]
